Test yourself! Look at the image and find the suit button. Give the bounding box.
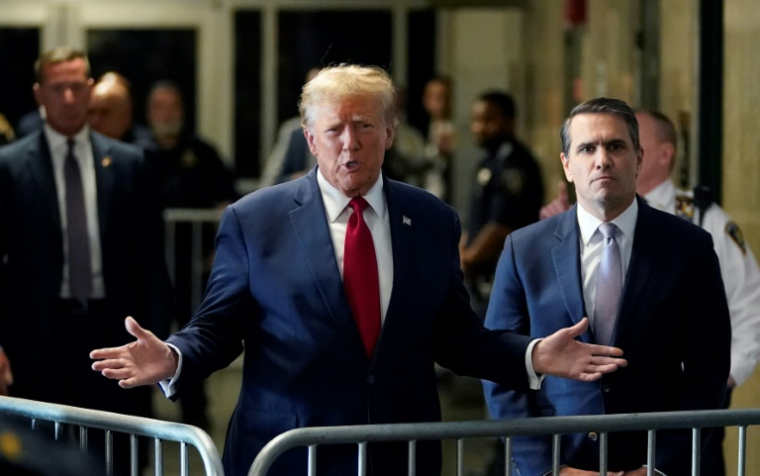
[366,375,374,384]
[588,432,598,441]
[601,384,611,393]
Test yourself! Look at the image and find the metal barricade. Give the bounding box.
[0,395,224,476]
[249,408,760,476]
[163,208,224,314]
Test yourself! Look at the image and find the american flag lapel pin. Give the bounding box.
[402,215,412,226]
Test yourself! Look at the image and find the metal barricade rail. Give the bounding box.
[0,395,224,476]
[163,207,224,314]
[249,408,760,476]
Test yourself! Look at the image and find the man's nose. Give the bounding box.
[341,127,359,150]
[595,149,612,168]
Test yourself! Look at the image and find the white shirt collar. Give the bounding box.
[577,198,639,245]
[43,123,90,152]
[316,169,387,223]
[643,179,676,212]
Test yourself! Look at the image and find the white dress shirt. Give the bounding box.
[576,199,638,330]
[316,170,393,322]
[44,124,105,299]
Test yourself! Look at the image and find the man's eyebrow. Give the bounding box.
[575,138,628,151]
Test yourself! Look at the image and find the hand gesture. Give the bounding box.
[0,350,13,396]
[90,317,178,388]
[533,318,627,382]
[539,181,571,220]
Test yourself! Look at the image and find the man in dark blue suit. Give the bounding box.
[91,66,627,476]
[0,47,171,474]
[483,98,731,476]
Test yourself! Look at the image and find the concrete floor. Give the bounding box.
[150,360,497,476]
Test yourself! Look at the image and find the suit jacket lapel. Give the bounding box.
[551,206,591,342]
[26,132,61,229]
[613,197,656,345]
[289,169,367,359]
[371,178,413,360]
[91,133,114,236]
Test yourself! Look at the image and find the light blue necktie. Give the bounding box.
[594,223,622,345]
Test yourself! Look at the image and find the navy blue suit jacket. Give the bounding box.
[483,199,731,476]
[167,168,534,476]
[0,130,172,413]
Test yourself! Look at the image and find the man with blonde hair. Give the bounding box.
[92,65,626,476]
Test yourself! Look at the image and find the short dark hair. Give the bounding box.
[35,46,91,84]
[560,97,639,156]
[476,91,516,120]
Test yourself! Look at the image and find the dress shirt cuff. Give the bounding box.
[159,343,183,398]
[525,338,546,390]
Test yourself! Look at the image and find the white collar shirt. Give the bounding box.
[317,169,393,323]
[44,124,105,299]
[576,199,638,328]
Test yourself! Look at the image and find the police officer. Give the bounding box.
[539,109,760,476]
[461,92,544,318]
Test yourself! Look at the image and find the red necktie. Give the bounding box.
[343,197,381,358]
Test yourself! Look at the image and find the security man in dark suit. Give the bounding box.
[0,46,171,475]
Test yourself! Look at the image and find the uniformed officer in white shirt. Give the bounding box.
[636,110,760,391]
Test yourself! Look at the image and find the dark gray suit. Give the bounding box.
[0,130,171,415]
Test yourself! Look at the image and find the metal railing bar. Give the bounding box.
[106,429,114,476]
[80,425,88,452]
[155,437,163,476]
[249,408,760,476]
[738,425,746,476]
[505,437,513,476]
[691,428,700,476]
[407,439,416,476]
[647,429,656,476]
[163,208,224,223]
[0,396,222,476]
[308,444,316,476]
[552,433,560,476]
[357,441,367,476]
[456,438,464,476]
[181,441,189,476]
[130,433,138,476]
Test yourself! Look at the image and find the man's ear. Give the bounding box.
[384,123,395,150]
[661,142,676,168]
[32,83,42,106]
[304,127,318,156]
[561,152,573,183]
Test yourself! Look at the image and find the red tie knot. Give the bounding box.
[349,196,369,215]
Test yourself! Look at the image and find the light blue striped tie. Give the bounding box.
[594,223,622,345]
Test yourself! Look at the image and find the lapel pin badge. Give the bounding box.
[402,216,412,226]
[102,157,112,167]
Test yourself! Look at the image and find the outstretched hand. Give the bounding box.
[533,317,626,382]
[539,181,571,220]
[90,316,178,388]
